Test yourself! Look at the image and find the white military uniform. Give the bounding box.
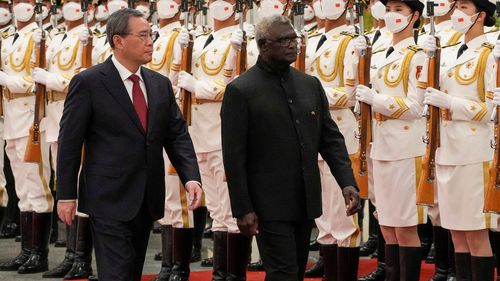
[306,25,360,247]
[0,24,15,208]
[361,37,427,227]
[91,24,112,66]
[146,21,194,229]
[371,26,392,55]
[429,35,498,230]
[418,20,462,48]
[189,25,239,233]
[1,22,51,213]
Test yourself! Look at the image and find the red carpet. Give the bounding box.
[75,258,452,280]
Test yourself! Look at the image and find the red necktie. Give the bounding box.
[128,74,148,131]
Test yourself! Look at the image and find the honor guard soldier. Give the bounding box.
[94,0,109,35]
[303,0,361,280]
[33,0,94,279]
[0,0,53,274]
[353,0,428,280]
[145,0,199,279]
[135,0,151,19]
[303,0,318,34]
[419,0,462,46]
[174,0,246,279]
[91,0,128,65]
[0,0,14,231]
[423,0,498,279]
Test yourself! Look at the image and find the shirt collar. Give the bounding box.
[324,24,347,38]
[391,37,415,52]
[111,55,144,83]
[212,25,238,40]
[464,34,487,50]
[18,22,38,34]
[161,21,181,33]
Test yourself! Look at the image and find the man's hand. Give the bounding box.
[57,201,76,225]
[177,71,196,93]
[342,186,361,216]
[237,212,259,237]
[185,181,203,210]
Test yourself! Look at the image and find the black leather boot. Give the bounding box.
[305,245,324,278]
[361,205,378,257]
[42,223,77,278]
[337,246,359,281]
[471,256,494,281]
[64,216,93,280]
[430,226,452,281]
[357,262,385,281]
[454,252,472,281]
[192,206,207,263]
[491,231,500,281]
[322,244,337,281]
[0,206,5,226]
[399,246,422,281]
[18,212,51,274]
[169,228,194,281]
[226,233,251,281]
[211,231,227,281]
[385,244,400,281]
[0,211,32,270]
[152,225,173,281]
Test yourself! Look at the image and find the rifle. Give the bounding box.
[483,1,500,214]
[50,0,58,30]
[81,0,92,69]
[128,0,135,9]
[180,0,193,125]
[235,0,246,75]
[24,0,46,163]
[416,1,440,206]
[247,0,254,26]
[352,0,371,199]
[292,0,306,72]
[150,0,159,31]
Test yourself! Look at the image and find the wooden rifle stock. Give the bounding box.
[236,33,247,75]
[24,31,46,163]
[416,43,440,206]
[294,35,306,72]
[483,58,500,214]
[352,36,371,199]
[0,39,3,117]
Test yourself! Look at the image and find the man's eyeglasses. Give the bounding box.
[124,31,158,42]
[265,36,300,47]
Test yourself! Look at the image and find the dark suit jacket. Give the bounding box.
[221,57,357,221]
[57,57,201,221]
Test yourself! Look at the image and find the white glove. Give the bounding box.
[177,29,190,48]
[230,29,244,50]
[244,24,255,38]
[424,87,452,110]
[346,25,357,34]
[355,84,375,105]
[177,71,196,93]
[422,36,438,58]
[493,88,500,106]
[494,40,500,59]
[78,28,90,45]
[0,71,8,86]
[32,67,50,85]
[353,36,368,56]
[33,29,44,44]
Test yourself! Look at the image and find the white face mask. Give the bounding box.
[370,1,385,20]
[320,0,346,20]
[303,4,314,21]
[42,5,49,20]
[107,0,128,14]
[63,2,84,21]
[384,11,412,33]
[0,8,11,25]
[209,0,234,21]
[136,5,150,18]
[312,0,324,19]
[423,0,452,18]
[451,9,477,34]
[13,3,35,22]
[95,4,109,21]
[259,0,285,18]
[157,0,179,19]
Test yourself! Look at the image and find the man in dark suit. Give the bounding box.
[221,15,360,281]
[56,9,202,281]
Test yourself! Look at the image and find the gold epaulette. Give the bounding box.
[97,33,107,38]
[54,30,65,36]
[442,41,461,49]
[407,45,422,52]
[173,27,182,32]
[308,30,321,39]
[485,27,500,34]
[340,31,356,38]
[372,47,387,54]
[196,30,211,38]
[307,28,318,37]
[1,31,9,39]
[482,42,494,50]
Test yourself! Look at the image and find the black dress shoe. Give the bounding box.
[154,251,163,261]
[247,260,264,271]
[88,275,98,281]
[200,257,213,267]
[358,266,385,281]
[426,243,436,264]
[190,248,201,263]
[304,257,323,278]
[360,238,378,257]
[42,253,74,278]
[0,222,19,239]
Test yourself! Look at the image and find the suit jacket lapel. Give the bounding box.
[99,57,145,135]
[142,67,158,137]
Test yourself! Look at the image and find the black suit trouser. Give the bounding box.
[89,199,153,281]
[256,219,313,281]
